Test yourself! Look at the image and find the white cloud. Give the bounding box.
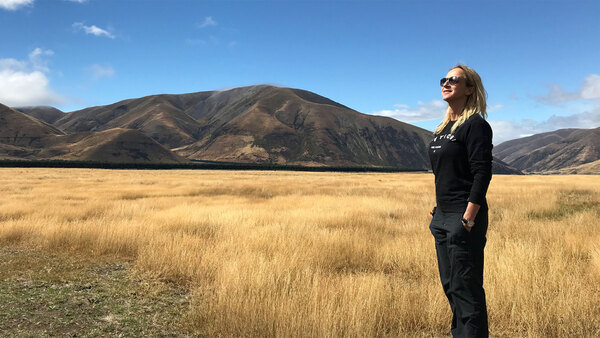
[64,0,87,2]
[492,73,600,143]
[490,106,600,144]
[580,74,600,99]
[537,73,600,104]
[28,47,54,72]
[73,22,115,39]
[536,84,580,104]
[0,58,26,71]
[488,104,503,112]
[0,70,57,106]
[374,100,446,122]
[0,0,33,10]
[0,49,63,107]
[539,108,600,130]
[198,16,217,28]
[87,64,115,80]
[488,120,540,145]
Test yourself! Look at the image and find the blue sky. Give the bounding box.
[1,0,599,144]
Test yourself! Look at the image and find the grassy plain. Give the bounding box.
[0,246,189,336]
[0,168,599,337]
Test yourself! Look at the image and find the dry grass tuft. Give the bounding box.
[1,168,599,336]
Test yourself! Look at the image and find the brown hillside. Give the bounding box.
[54,85,432,169]
[176,86,432,168]
[0,104,182,163]
[38,128,185,163]
[6,87,533,172]
[15,106,66,125]
[491,158,523,175]
[0,143,39,160]
[554,159,600,174]
[56,96,205,149]
[0,103,64,147]
[493,129,580,164]
[494,127,600,172]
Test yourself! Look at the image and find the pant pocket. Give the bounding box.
[447,214,469,246]
[454,250,474,280]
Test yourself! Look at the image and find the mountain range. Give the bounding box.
[6,85,433,169]
[0,103,183,163]
[493,127,600,174]
[2,85,597,174]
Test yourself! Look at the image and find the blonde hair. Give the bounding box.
[435,64,487,134]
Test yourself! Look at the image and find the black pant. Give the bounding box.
[429,207,489,338]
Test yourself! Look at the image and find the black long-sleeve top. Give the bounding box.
[428,114,493,212]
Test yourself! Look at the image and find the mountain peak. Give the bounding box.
[5,87,433,168]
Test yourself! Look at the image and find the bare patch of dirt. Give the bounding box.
[0,246,195,337]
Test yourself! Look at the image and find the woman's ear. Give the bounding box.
[466,86,475,96]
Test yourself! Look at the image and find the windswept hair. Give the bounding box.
[435,64,487,135]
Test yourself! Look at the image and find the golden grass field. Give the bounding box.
[1,168,599,337]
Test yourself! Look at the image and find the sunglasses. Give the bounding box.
[440,76,463,86]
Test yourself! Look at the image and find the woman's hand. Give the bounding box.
[429,206,437,216]
[462,202,480,232]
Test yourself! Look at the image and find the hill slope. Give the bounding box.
[54,85,432,169]
[0,103,64,147]
[36,128,185,163]
[15,106,66,125]
[5,85,530,172]
[0,104,182,163]
[494,127,600,172]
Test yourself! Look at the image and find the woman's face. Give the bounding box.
[441,68,473,103]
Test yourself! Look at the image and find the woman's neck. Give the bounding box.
[448,101,466,121]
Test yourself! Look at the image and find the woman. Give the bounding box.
[428,65,493,337]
